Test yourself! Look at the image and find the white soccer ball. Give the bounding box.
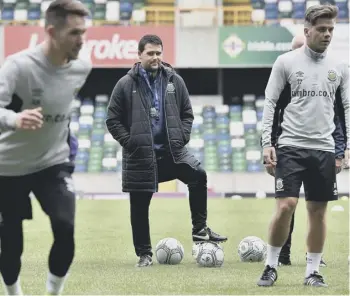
[155,238,184,265]
[238,236,267,262]
[196,242,224,267]
[192,242,214,260]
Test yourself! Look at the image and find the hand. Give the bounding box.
[265,164,275,177]
[263,147,277,167]
[344,149,349,169]
[335,158,342,174]
[15,107,43,130]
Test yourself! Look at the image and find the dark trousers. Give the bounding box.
[281,211,295,257]
[0,164,75,285]
[129,156,208,257]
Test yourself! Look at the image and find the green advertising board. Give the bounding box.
[219,26,294,67]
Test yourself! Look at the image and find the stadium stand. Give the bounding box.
[0,0,348,25]
[69,94,264,174]
[0,0,348,174]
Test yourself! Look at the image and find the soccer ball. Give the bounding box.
[155,238,184,265]
[238,236,267,262]
[196,242,224,267]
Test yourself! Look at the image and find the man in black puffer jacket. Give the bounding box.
[106,35,227,267]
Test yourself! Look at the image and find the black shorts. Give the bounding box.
[0,163,76,224]
[275,146,338,202]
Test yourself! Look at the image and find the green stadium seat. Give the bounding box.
[93,3,106,20]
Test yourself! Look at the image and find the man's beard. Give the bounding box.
[146,66,158,73]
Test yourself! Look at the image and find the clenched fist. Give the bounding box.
[344,149,349,169]
[263,146,277,166]
[335,158,342,174]
[15,107,43,130]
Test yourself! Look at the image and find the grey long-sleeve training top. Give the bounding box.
[261,45,349,153]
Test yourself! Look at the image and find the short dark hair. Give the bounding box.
[45,0,90,28]
[305,4,338,26]
[138,35,163,53]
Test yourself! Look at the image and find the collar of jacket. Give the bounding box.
[139,65,161,85]
[127,62,175,80]
[304,44,327,61]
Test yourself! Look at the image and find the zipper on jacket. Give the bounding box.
[137,75,158,191]
[147,115,158,191]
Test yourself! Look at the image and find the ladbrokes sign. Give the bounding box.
[4,26,175,67]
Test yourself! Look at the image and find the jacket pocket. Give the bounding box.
[125,137,139,157]
[176,118,187,145]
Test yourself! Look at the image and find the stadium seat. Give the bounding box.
[306,0,320,9]
[264,0,278,20]
[88,146,103,172]
[14,1,29,21]
[231,138,246,172]
[82,0,95,18]
[28,2,41,20]
[103,133,119,172]
[119,0,133,21]
[278,0,293,19]
[246,149,263,172]
[229,105,243,122]
[255,96,264,122]
[251,8,265,23]
[191,116,203,140]
[335,0,349,22]
[76,103,93,174]
[250,0,265,9]
[132,0,146,18]
[1,2,15,20]
[319,0,335,4]
[132,3,146,23]
[188,138,204,164]
[292,0,306,20]
[216,106,231,172]
[105,1,120,22]
[93,3,106,20]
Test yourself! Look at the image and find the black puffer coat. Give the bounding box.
[106,62,200,192]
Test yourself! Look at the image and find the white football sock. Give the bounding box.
[265,244,282,269]
[46,272,67,295]
[305,252,322,277]
[3,278,23,295]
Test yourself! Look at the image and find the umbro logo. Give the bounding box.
[32,99,41,106]
[32,88,43,97]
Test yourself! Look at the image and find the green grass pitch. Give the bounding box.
[18,198,349,295]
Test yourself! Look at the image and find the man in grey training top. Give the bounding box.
[258,4,349,287]
[269,34,346,267]
[0,0,91,295]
